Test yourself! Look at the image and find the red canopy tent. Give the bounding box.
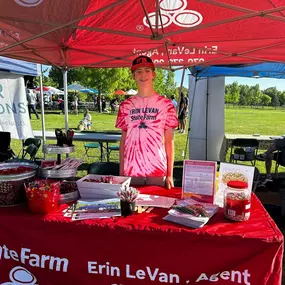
[114,89,126,95]
[0,0,285,69]
[0,3,283,284]
[2,0,285,144]
[35,86,50,91]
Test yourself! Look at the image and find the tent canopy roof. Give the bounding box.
[192,63,285,79]
[0,56,38,76]
[2,0,285,70]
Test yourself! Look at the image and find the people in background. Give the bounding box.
[184,94,189,110]
[26,88,39,120]
[178,92,186,134]
[58,98,64,114]
[78,109,92,130]
[94,95,98,110]
[101,96,106,112]
[116,55,178,189]
[110,98,118,113]
[74,94,78,115]
[83,109,92,130]
[257,137,285,183]
[52,94,57,110]
[171,95,177,108]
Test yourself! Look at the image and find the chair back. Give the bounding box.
[0,131,11,152]
[231,138,259,148]
[88,162,120,176]
[0,132,15,162]
[22,138,41,160]
[230,138,259,166]
[24,138,41,148]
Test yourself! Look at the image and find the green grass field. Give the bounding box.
[224,107,285,173]
[225,106,285,135]
[11,106,285,175]
[11,110,188,164]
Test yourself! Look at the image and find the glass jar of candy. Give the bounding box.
[224,180,251,222]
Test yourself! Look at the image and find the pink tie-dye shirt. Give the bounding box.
[116,94,178,177]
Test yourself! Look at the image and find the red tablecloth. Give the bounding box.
[0,187,282,285]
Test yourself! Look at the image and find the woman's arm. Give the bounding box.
[119,131,127,176]
[164,128,175,189]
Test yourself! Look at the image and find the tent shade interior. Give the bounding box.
[1,1,285,69]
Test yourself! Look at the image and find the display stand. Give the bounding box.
[41,144,80,203]
[43,144,75,165]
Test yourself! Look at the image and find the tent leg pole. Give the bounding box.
[206,78,209,161]
[39,64,46,159]
[184,75,196,159]
[63,69,68,131]
[63,69,69,159]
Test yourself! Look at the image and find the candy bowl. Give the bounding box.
[59,180,80,204]
[25,180,60,214]
[0,162,38,206]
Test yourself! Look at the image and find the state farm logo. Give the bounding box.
[1,266,38,285]
[14,0,43,7]
[143,0,202,29]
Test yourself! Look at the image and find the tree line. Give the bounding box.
[36,66,187,103]
[225,81,285,107]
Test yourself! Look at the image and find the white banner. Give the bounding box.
[0,71,33,139]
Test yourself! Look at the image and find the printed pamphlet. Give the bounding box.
[182,160,216,203]
[164,198,219,228]
[64,198,121,220]
[136,194,176,208]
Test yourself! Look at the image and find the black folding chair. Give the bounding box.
[21,138,42,161]
[274,151,285,178]
[0,131,16,162]
[88,162,120,176]
[229,138,259,166]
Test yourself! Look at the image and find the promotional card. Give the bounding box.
[182,160,217,203]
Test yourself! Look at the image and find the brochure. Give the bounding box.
[182,160,216,203]
[164,198,219,228]
[215,162,255,207]
[74,198,120,213]
[136,194,176,208]
[64,198,121,220]
[72,212,121,221]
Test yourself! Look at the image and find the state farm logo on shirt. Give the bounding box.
[14,0,43,7]
[0,266,38,285]
[143,0,203,29]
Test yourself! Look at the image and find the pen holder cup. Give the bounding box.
[120,200,136,217]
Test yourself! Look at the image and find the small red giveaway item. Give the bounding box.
[25,180,60,215]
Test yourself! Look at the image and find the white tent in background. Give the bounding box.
[47,87,64,95]
[125,89,137,95]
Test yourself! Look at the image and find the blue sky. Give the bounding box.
[174,69,285,91]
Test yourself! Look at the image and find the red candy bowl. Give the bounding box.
[25,180,60,214]
[0,162,38,206]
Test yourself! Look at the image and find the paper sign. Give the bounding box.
[0,72,34,139]
[215,162,255,207]
[182,160,216,203]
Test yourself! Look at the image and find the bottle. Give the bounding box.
[224,180,250,222]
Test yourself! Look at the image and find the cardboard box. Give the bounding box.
[76,174,131,200]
